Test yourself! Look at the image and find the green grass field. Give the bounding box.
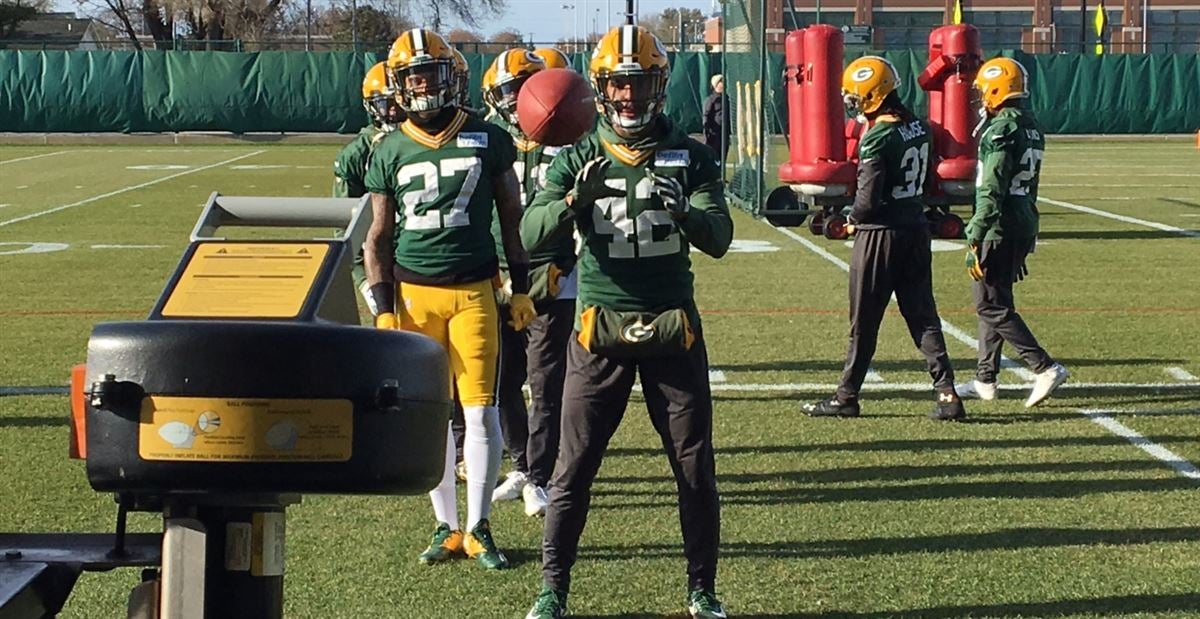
[1,141,1199,618]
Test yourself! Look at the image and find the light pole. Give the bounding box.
[561,3,578,51]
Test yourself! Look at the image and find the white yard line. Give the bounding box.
[90,244,167,249]
[698,381,1200,393]
[864,369,885,383]
[708,369,727,383]
[1165,367,1199,382]
[771,225,1035,381]
[0,151,71,165]
[1080,409,1200,482]
[1038,197,1200,239]
[0,151,263,228]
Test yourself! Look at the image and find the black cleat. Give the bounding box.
[930,390,967,421]
[804,396,861,418]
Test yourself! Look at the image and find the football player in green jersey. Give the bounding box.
[803,56,965,422]
[960,57,1068,407]
[481,49,578,519]
[520,25,731,619]
[333,61,402,310]
[363,28,536,571]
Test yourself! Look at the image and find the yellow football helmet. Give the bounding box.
[533,47,571,70]
[451,48,470,107]
[590,25,670,131]
[362,61,401,127]
[974,57,1028,112]
[842,56,899,117]
[482,48,546,125]
[386,28,457,114]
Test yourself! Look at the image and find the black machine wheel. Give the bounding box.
[808,211,825,236]
[763,186,807,227]
[823,214,849,240]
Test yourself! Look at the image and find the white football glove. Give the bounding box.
[648,171,689,217]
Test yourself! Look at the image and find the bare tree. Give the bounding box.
[641,6,703,47]
[415,0,503,32]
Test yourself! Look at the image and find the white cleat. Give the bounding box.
[1025,363,1070,408]
[523,484,548,517]
[491,471,528,503]
[957,379,998,401]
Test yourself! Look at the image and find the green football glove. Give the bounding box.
[966,245,985,282]
[569,157,622,212]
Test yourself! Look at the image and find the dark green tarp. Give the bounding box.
[1,49,1196,134]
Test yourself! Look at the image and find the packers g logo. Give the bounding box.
[851,66,875,82]
[982,65,1005,79]
[620,320,655,343]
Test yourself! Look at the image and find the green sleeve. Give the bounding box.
[966,120,1016,244]
[521,181,575,254]
[677,144,732,258]
[333,137,370,198]
[363,139,393,196]
[521,146,583,253]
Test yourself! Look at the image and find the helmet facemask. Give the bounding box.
[392,60,457,116]
[484,74,532,126]
[364,93,402,128]
[594,69,666,134]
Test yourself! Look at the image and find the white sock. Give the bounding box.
[427,423,459,531]
[463,405,502,531]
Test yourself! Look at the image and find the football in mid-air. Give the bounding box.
[517,68,596,146]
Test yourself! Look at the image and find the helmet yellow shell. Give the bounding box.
[842,56,899,116]
[974,57,1028,111]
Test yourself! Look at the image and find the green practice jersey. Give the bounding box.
[365,110,517,281]
[521,117,732,319]
[849,116,931,229]
[487,114,576,270]
[333,125,388,198]
[966,106,1043,243]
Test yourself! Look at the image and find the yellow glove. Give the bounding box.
[966,245,985,281]
[507,294,536,331]
[374,312,401,330]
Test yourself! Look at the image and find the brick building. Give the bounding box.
[709,0,1200,53]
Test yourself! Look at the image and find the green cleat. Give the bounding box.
[416,522,464,564]
[525,584,568,619]
[464,519,509,570]
[688,588,728,619]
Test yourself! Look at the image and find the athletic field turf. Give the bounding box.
[1,140,1198,618]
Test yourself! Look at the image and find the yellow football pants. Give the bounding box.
[397,279,499,407]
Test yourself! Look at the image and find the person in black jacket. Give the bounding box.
[702,74,730,162]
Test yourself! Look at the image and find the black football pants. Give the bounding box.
[542,334,719,593]
[973,237,1055,383]
[837,227,956,401]
[497,299,574,487]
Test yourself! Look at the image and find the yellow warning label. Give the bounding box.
[139,396,353,462]
[162,242,328,318]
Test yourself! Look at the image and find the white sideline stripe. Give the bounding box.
[1046,173,1200,178]
[1166,367,1199,382]
[1039,197,1200,239]
[1080,410,1200,482]
[699,381,1200,393]
[0,151,264,228]
[0,386,68,396]
[0,150,71,165]
[12,381,1197,398]
[708,369,727,383]
[864,369,885,383]
[1042,184,1194,188]
[771,225,1035,381]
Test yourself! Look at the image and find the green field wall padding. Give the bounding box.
[1,49,1197,134]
